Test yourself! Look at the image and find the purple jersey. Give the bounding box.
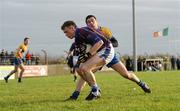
[69,42,80,56]
[74,27,111,52]
[69,42,75,52]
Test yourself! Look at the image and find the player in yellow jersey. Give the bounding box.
[4,37,30,83]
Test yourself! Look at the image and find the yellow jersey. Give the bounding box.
[100,27,112,39]
[15,43,28,58]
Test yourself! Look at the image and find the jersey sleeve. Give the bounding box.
[100,27,112,38]
[69,43,75,52]
[21,45,27,52]
[78,28,102,46]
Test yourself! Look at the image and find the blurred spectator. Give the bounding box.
[176,58,180,70]
[0,49,41,65]
[5,50,9,64]
[0,49,6,65]
[154,61,162,71]
[31,53,36,65]
[9,51,15,65]
[171,56,176,70]
[163,57,169,71]
[35,56,40,65]
[25,51,32,65]
[158,61,163,71]
[126,56,133,71]
[146,62,159,71]
[146,62,152,71]
[137,57,144,71]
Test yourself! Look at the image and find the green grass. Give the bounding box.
[0,71,180,111]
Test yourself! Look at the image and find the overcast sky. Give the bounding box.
[0,0,180,56]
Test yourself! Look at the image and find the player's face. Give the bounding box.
[63,26,75,39]
[86,17,98,29]
[24,39,30,45]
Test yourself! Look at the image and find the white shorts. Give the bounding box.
[96,44,114,65]
[73,56,79,67]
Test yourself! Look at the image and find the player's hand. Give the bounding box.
[78,52,91,63]
[66,56,69,61]
[73,75,77,82]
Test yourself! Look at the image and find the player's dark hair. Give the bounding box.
[24,37,30,41]
[61,21,77,30]
[85,15,96,24]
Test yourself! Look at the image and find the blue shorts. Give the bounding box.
[13,58,23,65]
[106,54,119,68]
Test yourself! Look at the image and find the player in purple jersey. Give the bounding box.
[66,42,81,82]
[61,20,115,100]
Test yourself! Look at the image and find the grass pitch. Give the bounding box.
[0,71,180,111]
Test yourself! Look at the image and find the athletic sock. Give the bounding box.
[70,91,80,99]
[18,78,21,82]
[6,75,10,79]
[137,80,144,87]
[91,85,98,92]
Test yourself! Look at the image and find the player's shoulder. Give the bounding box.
[100,26,112,37]
[76,27,86,34]
[18,43,24,48]
[76,27,92,37]
[20,43,28,50]
[100,26,111,32]
[78,27,91,32]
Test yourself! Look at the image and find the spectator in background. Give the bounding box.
[137,57,144,71]
[1,49,6,65]
[171,56,176,70]
[0,50,2,64]
[157,61,163,71]
[164,57,168,71]
[31,53,36,65]
[25,51,31,65]
[146,62,152,71]
[9,51,15,65]
[126,56,133,71]
[5,50,9,64]
[35,56,40,65]
[176,58,180,70]
[154,61,162,71]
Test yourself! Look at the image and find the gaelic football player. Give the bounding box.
[61,20,114,100]
[4,37,30,83]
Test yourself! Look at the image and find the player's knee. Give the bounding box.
[76,68,83,75]
[76,68,80,73]
[125,73,132,79]
[14,69,18,73]
[80,65,90,74]
[21,68,25,72]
